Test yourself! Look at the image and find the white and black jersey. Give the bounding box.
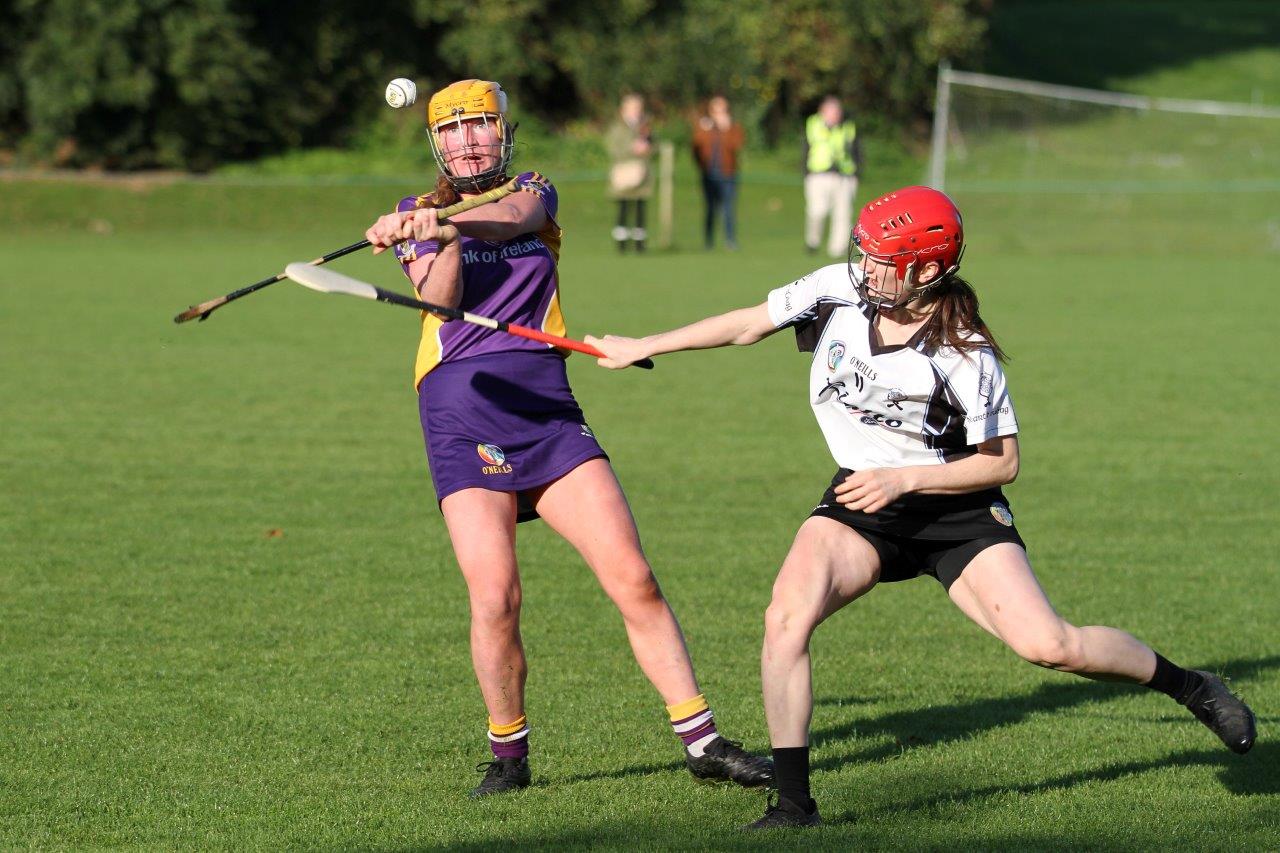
[768,264,1023,543]
[766,263,1018,472]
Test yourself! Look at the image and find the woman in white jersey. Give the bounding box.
[587,185,1256,829]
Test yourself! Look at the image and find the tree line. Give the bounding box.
[0,0,988,171]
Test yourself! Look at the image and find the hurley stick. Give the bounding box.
[173,178,519,324]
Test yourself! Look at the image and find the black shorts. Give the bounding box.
[810,469,1026,590]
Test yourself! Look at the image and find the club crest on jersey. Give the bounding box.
[827,340,846,372]
[885,388,907,410]
[990,503,1014,527]
[477,443,513,474]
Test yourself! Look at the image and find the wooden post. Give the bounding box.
[657,140,675,249]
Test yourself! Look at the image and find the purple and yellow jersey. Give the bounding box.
[393,171,566,388]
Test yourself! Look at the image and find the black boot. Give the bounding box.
[743,795,822,830]
[470,757,532,797]
[684,737,774,788]
[1183,671,1256,754]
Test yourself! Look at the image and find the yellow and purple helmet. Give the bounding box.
[426,79,515,193]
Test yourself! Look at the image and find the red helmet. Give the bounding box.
[851,186,964,306]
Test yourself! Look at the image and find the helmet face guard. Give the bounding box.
[847,186,964,311]
[426,80,515,193]
[847,239,956,311]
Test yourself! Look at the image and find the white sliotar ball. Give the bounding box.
[385,78,417,109]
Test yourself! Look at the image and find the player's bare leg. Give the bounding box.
[443,489,526,718]
[762,517,880,744]
[950,543,1154,680]
[532,458,699,702]
[532,457,773,787]
[749,517,880,829]
[441,488,532,795]
[952,543,1255,753]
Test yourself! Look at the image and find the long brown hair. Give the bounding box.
[919,275,1009,363]
[421,174,460,209]
[420,171,516,208]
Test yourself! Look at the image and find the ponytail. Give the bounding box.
[919,275,1009,363]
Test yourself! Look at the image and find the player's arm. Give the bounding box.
[406,240,463,307]
[441,191,547,242]
[586,302,779,368]
[366,191,547,250]
[833,435,1019,513]
[366,208,463,307]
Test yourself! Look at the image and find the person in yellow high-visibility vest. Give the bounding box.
[803,96,863,257]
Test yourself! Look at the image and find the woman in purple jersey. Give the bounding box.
[589,185,1256,829]
[363,80,771,798]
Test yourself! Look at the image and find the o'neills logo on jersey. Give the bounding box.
[461,238,544,265]
[477,443,513,475]
[827,341,846,372]
[848,354,877,381]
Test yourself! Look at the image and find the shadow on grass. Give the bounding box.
[391,744,1275,851]
[813,695,874,708]
[556,758,686,786]
[818,740,1279,828]
[810,653,1279,772]
[380,658,1275,850]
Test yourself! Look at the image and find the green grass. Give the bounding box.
[5,16,1280,841]
[943,3,1280,250]
[1,161,1277,849]
[985,1,1280,103]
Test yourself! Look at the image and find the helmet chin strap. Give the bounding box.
[895,261,918,309]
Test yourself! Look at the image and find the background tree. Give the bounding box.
[0,0,989,170]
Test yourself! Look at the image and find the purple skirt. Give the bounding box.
[417,349,607,521]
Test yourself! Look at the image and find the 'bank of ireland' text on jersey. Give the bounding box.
[394,172,566,388]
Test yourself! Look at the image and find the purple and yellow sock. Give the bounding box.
[667,694,719,756]
[488,714,529,760]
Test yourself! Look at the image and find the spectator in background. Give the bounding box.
[606,93,654,253]
[692,95,745,250]
[804,95,862,257]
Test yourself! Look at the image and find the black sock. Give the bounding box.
[1144,653,1206,704]
[772,746,813,810]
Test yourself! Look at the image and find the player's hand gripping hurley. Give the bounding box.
[283,264,654,369]
[172,178,519,323]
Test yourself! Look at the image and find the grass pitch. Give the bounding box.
[1,166,1277,850]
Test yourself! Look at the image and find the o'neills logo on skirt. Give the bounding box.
[477,443,513,475]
